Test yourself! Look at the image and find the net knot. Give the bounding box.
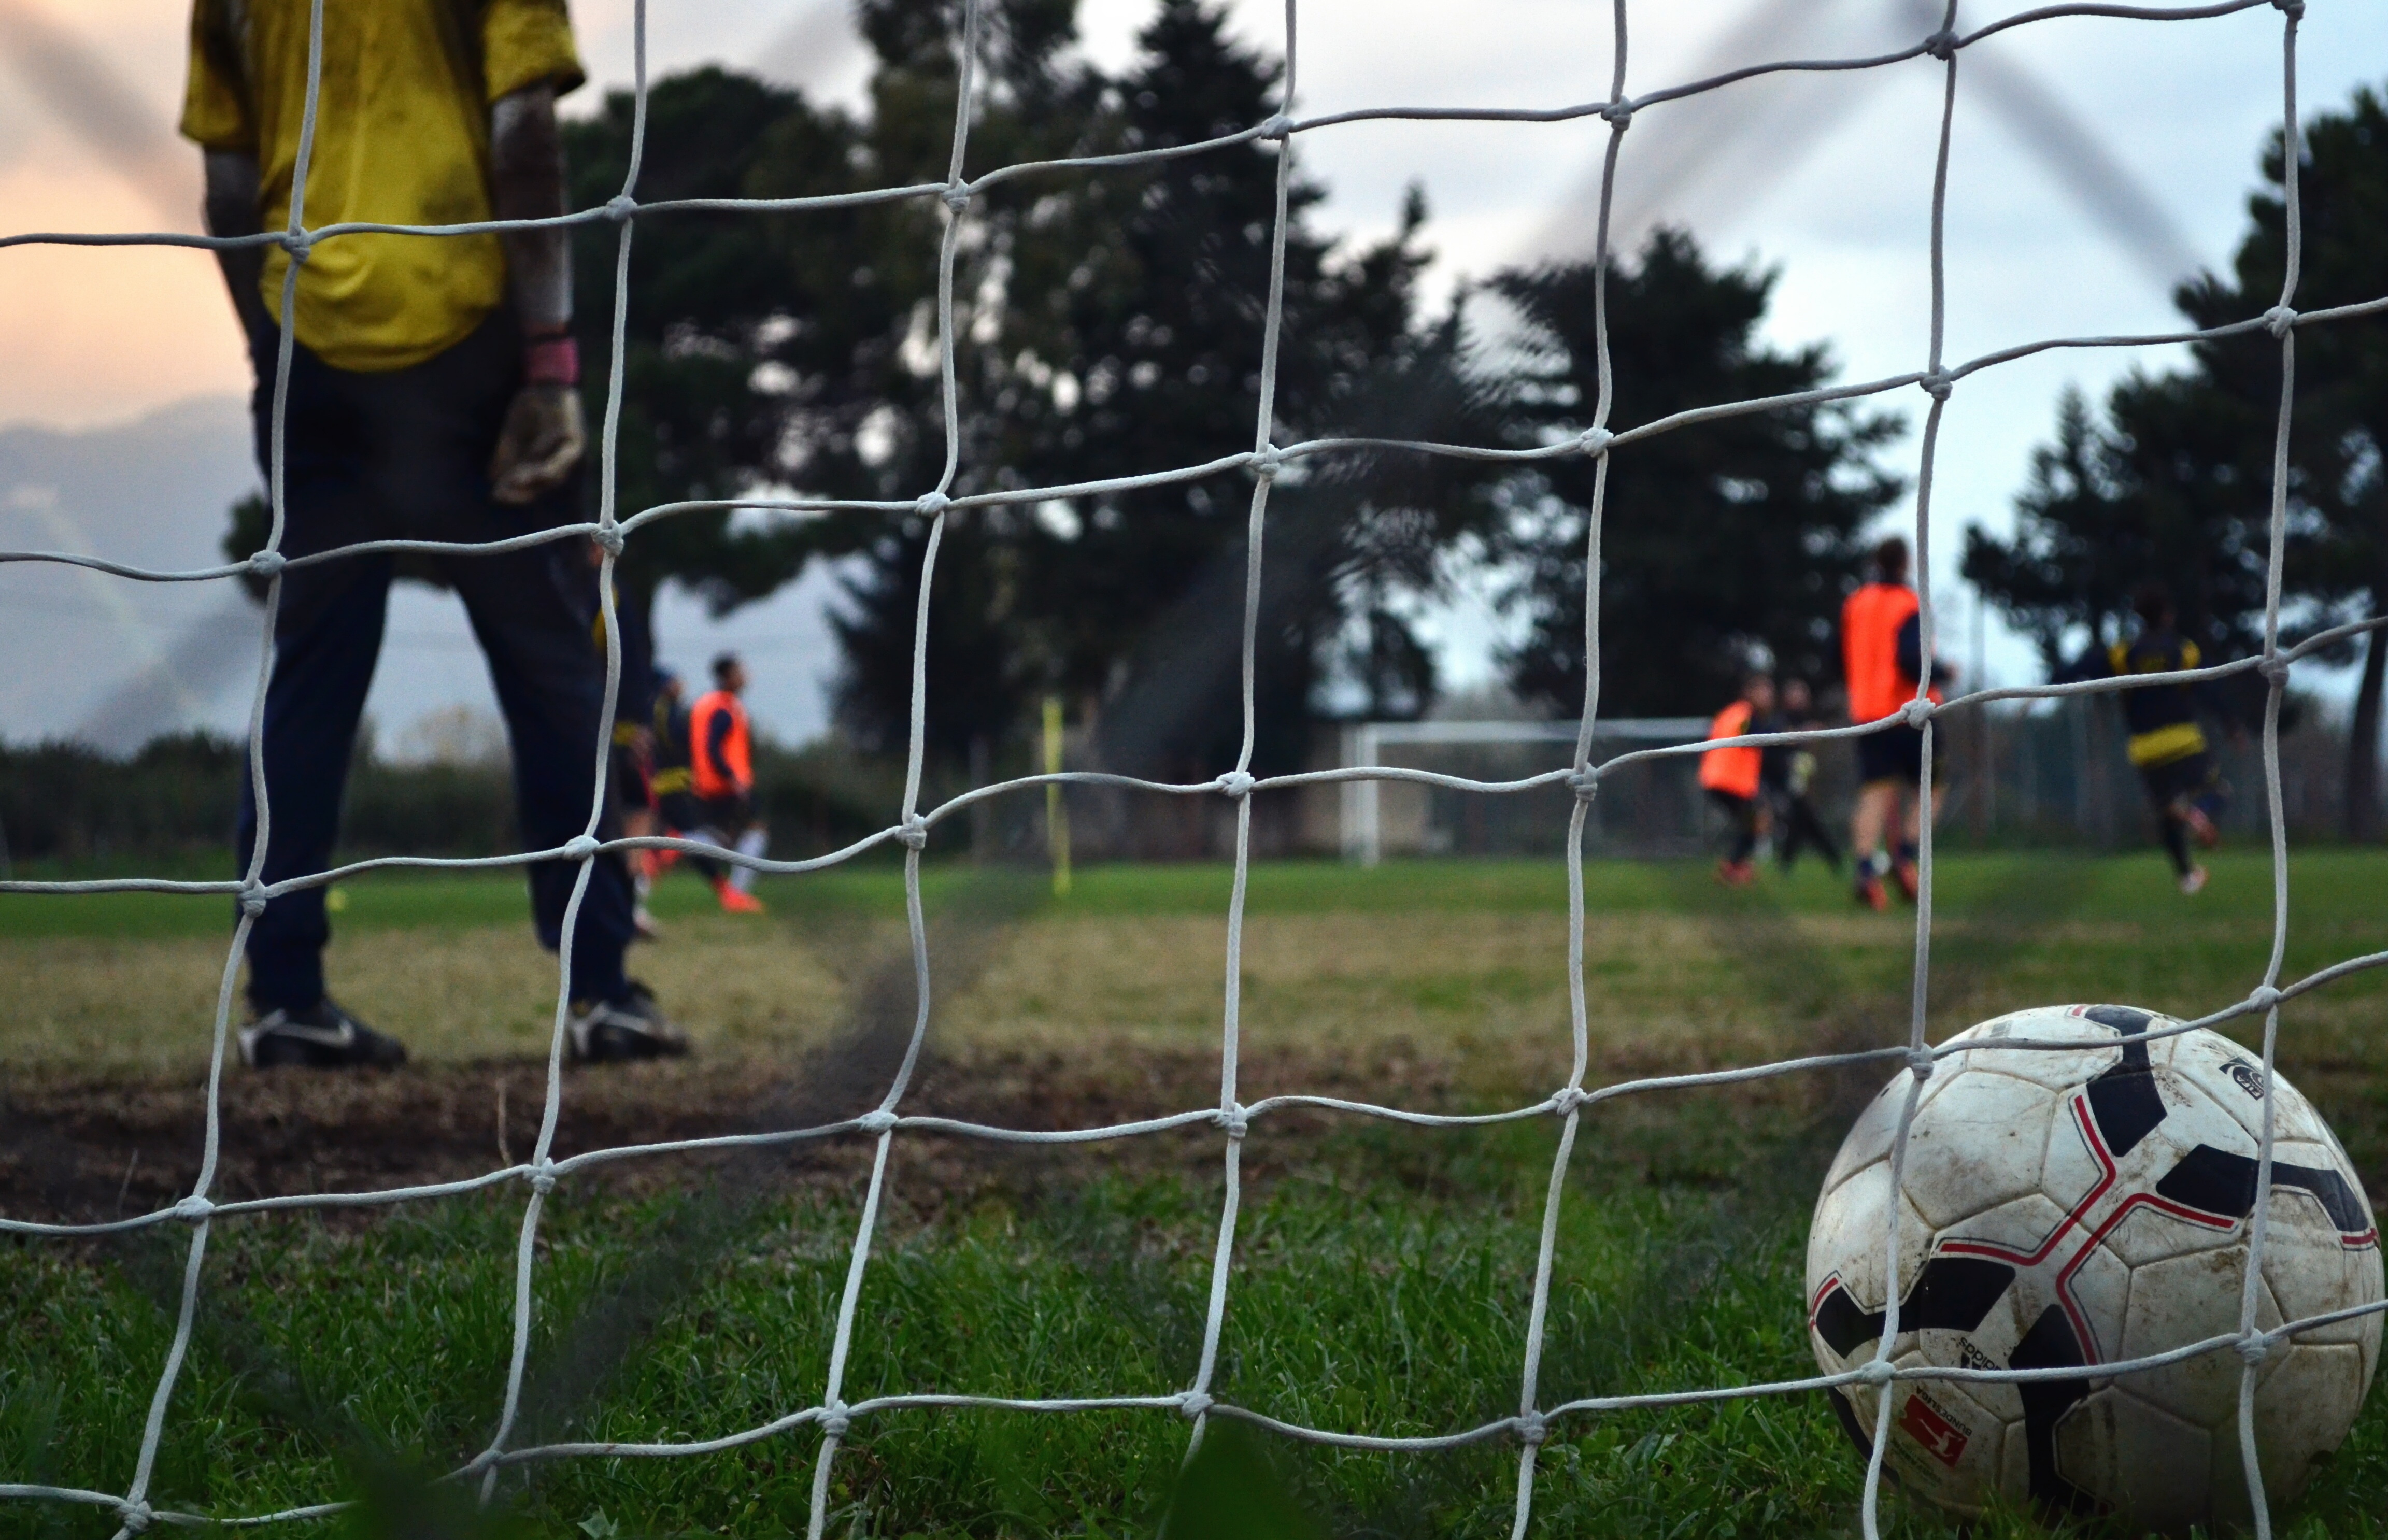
[942,182,972,213]
[238,883,269,918]
[2270,0,2304,17]
[591,523,626,556]
[914,491,951,518]
[172,1196,214,1223]
[604,194,637,223]
[895,816,930,850]
[1575,426,1612,457]
[1567,767,1600,802]
[2237,1332,2271,1366]
[1258,114,1293,141]
[1855,1358,1896,1387]
[820,1402,852,1439]
[1599,98,1633,127]
[281,231,314,264]
[1920,370,1954,401]
[856,1108,898,1135]
[528,1161,558,1195]
[1249,444,1285,479]
[2263,304,2299,338]
[562,835,602,862]
[1922,28,1959,61]
[1551,1087,1590,1116]
[1906,1047,1937,1079]
[2247,984,2281,1014]
[1516,1410,1549,1446]
[1178,1391,1214,1420]
[247,549,287,580]
[1900,697,1935,729]
[1215,769,1256,800]
[119,1501,155,1534]
[1216,1105,1250,1139]
[2258,654,2292,685]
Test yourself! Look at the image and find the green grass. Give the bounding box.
[5,852,2387,1535]
[4,846,2383,937]
[7,1125,2383,1539]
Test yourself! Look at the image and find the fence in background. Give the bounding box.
[1335,698,2377,862]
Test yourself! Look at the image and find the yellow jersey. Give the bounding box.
[180,0,584,373]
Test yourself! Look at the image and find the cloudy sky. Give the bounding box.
[2,0,2382,750]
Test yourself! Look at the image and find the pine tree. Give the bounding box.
[1490,230,1905,718]
[2176,86,2388,837]
[830,0,1490,779]
[1967,84,2388,829]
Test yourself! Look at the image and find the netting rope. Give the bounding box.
[5,1,2387,1536]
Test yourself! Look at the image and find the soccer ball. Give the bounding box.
[1806,1004,2381,1531]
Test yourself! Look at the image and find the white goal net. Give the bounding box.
[4,2,2386,1537]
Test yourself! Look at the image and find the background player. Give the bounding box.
[186,0,684,1066]
[1840,537,1953,911]
[588,540,663,937]
[686,653,770,914]
[1766,676,1841,874]
[1698,672,1775,887]
[2065,582,2232,894]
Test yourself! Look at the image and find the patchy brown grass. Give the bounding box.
[8,888,2384,1219]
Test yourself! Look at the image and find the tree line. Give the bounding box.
[208,0,2385,834]
[548,0,1898,783]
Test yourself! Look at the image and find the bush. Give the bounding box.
[0,732,906,867]
[0,734,244,863]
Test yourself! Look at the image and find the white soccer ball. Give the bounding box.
[1806,1003,2381,1531]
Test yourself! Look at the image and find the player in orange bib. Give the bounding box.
[687,653,770,914]
[1698,672,1776,886]
[1840,537,1953,911]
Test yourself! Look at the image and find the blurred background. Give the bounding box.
[4,0,2385,864]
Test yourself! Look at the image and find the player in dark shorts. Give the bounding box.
[1699,673,1776,886]
[2068,583,2230,894]
[648,672,729,891]
[1840,538,1954,910]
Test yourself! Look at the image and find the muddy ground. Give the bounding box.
[0,1040,1519,1227]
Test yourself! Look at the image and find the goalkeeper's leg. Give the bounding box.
[448,539,659,1023]
[233,344,409,1071]
[371,317,680,1061]
[235,551,411,1070]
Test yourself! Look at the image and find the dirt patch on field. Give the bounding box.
[0,1038,1603,1227]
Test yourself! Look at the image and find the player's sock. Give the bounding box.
[2159,815,2193,877]
[1853,854,1888,910]
[730,828,767,895]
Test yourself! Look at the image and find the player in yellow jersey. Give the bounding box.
[184,0,685,1066]
[2067,583,2231,895]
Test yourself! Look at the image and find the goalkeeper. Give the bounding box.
[185,0,685,1067]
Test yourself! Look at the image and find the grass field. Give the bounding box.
[4,851,2386,1537]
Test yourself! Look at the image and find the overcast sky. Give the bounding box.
[2,0,2382,749]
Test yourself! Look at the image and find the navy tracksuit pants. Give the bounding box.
[235,312,635,1011]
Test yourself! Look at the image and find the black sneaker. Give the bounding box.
[239,998,408,1070]
[566,981,689,1064]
